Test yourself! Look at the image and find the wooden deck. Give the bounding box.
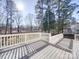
[0,38,74,59]
[56,38,73,51]
[29,45,72,59]
[73,40,79,59]
[0,40,48,59]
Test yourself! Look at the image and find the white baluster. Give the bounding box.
[7,36,8,46]
[4,37,5,47]
[0,37,2,48]
[8,36,12,45]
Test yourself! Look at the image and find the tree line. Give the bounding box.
[0,0,79,34]
[35,0,79,34]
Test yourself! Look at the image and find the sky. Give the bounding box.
[14,0,79,25]
[14,0,38,26]
[14,0,38,17]
[72,0,79,21]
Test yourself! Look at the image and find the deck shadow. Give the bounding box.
[54,38,73,53]
[19,40,49,59]
[20,39,73,59]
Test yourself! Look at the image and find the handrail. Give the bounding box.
[49,33,63,44]
[0,33,50,49]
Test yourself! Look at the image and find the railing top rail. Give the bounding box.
[0,32,42,37]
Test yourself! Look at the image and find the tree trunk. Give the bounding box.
[5,18,9,34]
[58,0,61,34]
[17,25,20,33]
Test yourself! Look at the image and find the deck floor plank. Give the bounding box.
[44,47,57,59]
[24,46,27,55]
[0,53,4,59]
[2,51,8,59]
[38,46,53,59]
[0,53,5,59]
[69,53,73,59]
[29,46,52,59]
[64,52,69,59]
[67,52,72,59]
[5,50,12,59]
[20,47,23,58]
[19,47,21,58]
[22,46,26,56]
[50,48,61,59]
[16,48,19,59]
[40,46,54,59]
[12,49,17,59]
[18,48,21,59]
[9,49,14,59]
[21,47,25,57]
[55,49,63,59]
[59,50,65,59]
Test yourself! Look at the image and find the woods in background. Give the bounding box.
[35,0,79,34]
[0,0,79,34]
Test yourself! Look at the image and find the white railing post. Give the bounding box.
[49,33,51,42]
[0,37,2,47]
[25,34,26,43]
[39,33,42,40]
[74,34,76,40]
[4,37,5,47]
[10,36,11,46]
[7,36,8,46]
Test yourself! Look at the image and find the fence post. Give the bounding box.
[49,33,51,42]
[74,34,76,40]
[25,33,26,43]
[40,33,42,40]
[0,37,2,48]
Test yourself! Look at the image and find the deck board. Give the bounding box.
[12,49,16,59]
[29,45,51,59]
[2,51,8,59]
[41,46,53,59]
[29,45,72,59]
[9,50,14,59]
[44,47,56,59]
[16,48,19,59]
[6,50,11,59]
[59,50,65,59]
[55,49,62,59]
[64,52,69,59]
[24,46,27,55]
[50,47,60,59]
[0,40,73,59]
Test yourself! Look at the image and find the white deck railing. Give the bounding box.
[0,33,50,49]
[74,34,79,41]
[49,33,63,44]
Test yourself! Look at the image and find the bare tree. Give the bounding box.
[5,0,16,34]
[0,1,6,34]
[26,13,34,32]
[15,13,22,33]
